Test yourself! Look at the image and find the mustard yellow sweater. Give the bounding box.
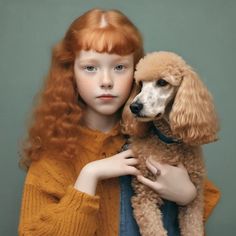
[18,124,220,236]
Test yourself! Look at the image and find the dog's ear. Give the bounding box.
[121,83,149,137]
[169,69,219,145]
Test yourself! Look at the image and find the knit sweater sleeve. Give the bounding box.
[203,179,220,222]
[18,156,100,236]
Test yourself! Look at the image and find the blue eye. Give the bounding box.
[84,66,97,72]
[115,64,125,71]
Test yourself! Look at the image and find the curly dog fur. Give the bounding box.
[121,51,219,236]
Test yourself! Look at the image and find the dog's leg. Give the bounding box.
[178,187,204,236]
[131,177,167,236]
[132,196,167,236]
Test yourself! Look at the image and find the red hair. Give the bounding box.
[19,8,144,170]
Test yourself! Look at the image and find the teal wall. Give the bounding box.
[0,0,235,235]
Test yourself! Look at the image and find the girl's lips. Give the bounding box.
[97,95,117,101]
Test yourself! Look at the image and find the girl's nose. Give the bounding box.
[100,70,114,89]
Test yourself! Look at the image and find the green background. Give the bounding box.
[0,0,235,235]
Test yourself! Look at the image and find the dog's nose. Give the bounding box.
[130,102,143,115]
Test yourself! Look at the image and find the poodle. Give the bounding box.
[121,51,219,236]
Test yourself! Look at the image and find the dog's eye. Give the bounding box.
[156,79,168,87]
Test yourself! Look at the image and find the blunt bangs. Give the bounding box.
[72,26,140,56]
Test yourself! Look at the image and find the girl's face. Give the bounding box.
[74,50,134,116]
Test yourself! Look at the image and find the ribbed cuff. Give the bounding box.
[60,185,100,214]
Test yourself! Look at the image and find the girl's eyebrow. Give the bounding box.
[77,59,99,64]
[112,58,132,64]
[77,58,132,64]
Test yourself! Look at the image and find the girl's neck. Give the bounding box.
[80,108,120,133]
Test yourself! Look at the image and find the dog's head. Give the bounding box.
[130,51,185,121]
[122,51,219,145]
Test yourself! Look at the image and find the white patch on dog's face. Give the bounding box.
[131,79,180,119]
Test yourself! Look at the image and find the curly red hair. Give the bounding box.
[19,8,144,170]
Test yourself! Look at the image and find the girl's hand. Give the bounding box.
[137,157,197,205]
[74,150,140,195]
[85,149,140,180]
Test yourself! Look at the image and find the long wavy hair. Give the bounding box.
[19,8,144,170]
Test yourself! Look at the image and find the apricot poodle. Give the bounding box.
[121,51,219,236]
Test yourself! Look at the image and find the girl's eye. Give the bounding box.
[84,66,97,72]
[156,79,168,87]
[115,64,125,71]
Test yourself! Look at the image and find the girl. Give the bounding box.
[18,8,220,236]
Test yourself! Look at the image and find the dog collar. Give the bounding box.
[151,125,181,144]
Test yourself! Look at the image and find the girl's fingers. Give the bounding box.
[127,166,141,176]
[121,149,134,158]
[148,157,163,169]
[177,162,186,170]
[126,158,139,166]
[146,159,160,175]
[137,175,161,191]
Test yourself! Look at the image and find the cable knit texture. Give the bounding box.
[18,123,220,236]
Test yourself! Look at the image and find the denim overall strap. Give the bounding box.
[119,175,141,236]
[119,175,180,236]
[160,200,180,236]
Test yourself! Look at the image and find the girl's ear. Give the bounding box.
[121,83,149,137]
[169,70,219,145]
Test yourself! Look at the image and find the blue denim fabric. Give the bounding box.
[119,175,141,236]
[119,175,180,236]
[160,201,180,236]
